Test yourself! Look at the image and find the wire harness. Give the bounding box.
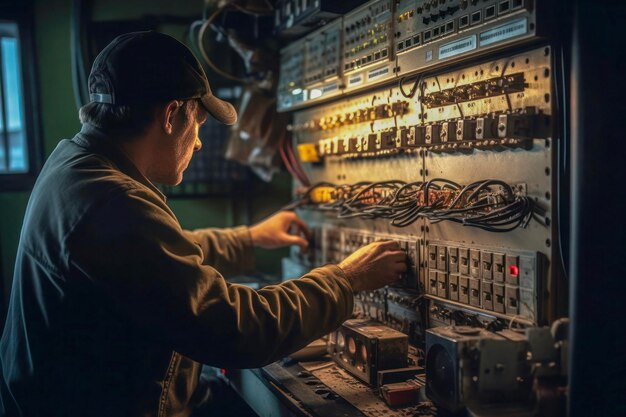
[286,179,542,232]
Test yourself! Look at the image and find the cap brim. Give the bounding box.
[200,93,238,126]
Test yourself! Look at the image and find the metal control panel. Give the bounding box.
[395,0,539,74]
[277,0,546,111]
[285,45,556,331]
[279,3,561,413]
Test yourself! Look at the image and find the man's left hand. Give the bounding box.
[249,211,311,250]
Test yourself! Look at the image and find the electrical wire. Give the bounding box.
[197,7,249,83]
[499,58,513,113]
[187,20,204,52]
[289,179,538,232]
[278,131,310,187]
[284,137,311,186]
[399,75,421,98]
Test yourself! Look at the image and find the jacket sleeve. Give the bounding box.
[66,187,354,368]
[182,227,255,276]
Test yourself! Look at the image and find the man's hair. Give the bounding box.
[78,100,198,139]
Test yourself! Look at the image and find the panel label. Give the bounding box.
[367,65,390,81]
[439,35,477,59]
[479,18,528,46]
[348,74,363,87]
[322,82,338,93]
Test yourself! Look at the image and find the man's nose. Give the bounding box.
[194,137,202,152]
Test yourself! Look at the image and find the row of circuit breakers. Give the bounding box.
[292,226,542,325]
[278,0,543,111]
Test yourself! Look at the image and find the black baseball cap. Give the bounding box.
[88,31,237,125]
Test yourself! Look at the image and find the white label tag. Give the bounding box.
[425,50,433,61]
[322,82,338,93]
[367,65,390,81]
[439,35,477,59]
[348,74,363,87]
[479,17,528,46]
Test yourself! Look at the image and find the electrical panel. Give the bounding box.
[292,47,551,159]
[278,0,564,413]
[277,0,546,111]
[287,44,554,325]
[277,40,306,110]
[274,0,366,37]
[395,0,538,75]
[342,0,395,92]
[425,240,543,322]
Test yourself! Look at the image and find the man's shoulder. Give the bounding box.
[38,139,146,203]
[23,139,166,246]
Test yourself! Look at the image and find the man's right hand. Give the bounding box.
[338,240,407,293]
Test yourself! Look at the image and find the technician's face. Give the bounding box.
[166,100,208,185]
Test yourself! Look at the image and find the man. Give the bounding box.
[0,32,407,417]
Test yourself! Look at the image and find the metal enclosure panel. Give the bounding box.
[396,1,540,79]
[424,144,551,323]
[302,18,344,106]
[342,0,396,94]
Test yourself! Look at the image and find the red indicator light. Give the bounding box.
[509,265,519,276]
[220,368,228,375]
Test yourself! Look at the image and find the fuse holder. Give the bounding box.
[297,143,321,162]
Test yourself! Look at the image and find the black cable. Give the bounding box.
[290,179,535,232]
[398,75,421,98]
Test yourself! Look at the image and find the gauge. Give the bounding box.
[348,337,356,356]
[360,344,368,364]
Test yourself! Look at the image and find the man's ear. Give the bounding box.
[161,100,181,134]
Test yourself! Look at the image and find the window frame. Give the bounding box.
[0,4,42,191]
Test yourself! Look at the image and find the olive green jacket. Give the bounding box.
[0,123,354,417]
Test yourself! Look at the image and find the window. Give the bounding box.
[0,7,41,190]
[0,23,26,173]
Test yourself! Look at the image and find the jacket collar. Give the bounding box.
[72,123,167,202]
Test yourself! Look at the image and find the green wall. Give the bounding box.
[0,0,78,302]
[0,0,291,308]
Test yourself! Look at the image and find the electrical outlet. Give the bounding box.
[459,276,470,304]
[494,284,505,313]
[482,282,494,311]
[459,248,470,275]
[448,274,459,301]
[469,278,481,307]
[493,253,505,282]
[470,249,481,278]
[428,245,438,270]
[481,251,493,280]
[437,245,447,271]
[429,271,438,295]
[437,272,448,298]
[505,255,520,285]
[505,286,520,315]
[448,246,459,274]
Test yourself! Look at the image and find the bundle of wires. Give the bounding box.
[278,132,311,187]
[286,179,542,232]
